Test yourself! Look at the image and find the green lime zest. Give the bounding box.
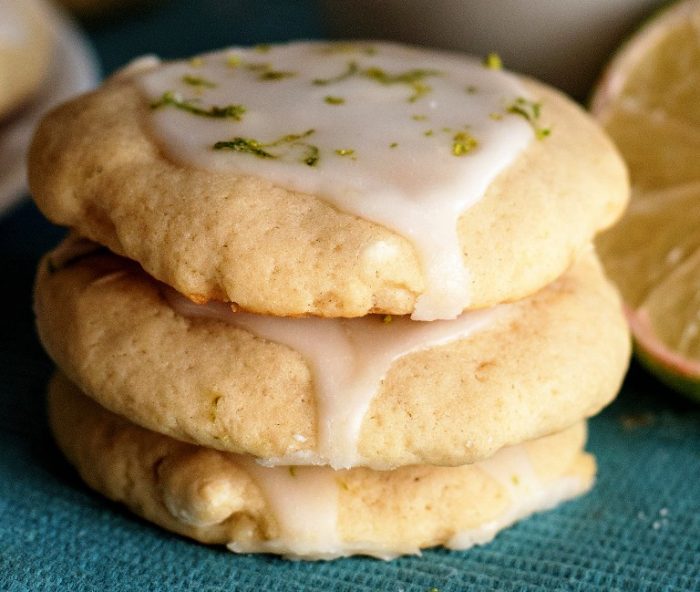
[302,145,320,166]
[225,54,242,68]
[259,70,296,81]
[483,52,503,70]
[182,74,216,88]
[245,62,296,81]
[151,91,245,120]
[313,61,360,85]
[314,61,439,102]
[452,131,478,156]
[324,95,345,105]
[213,137,274,158]
[320,43,377,56]
[214,129,320,167]
[507,97,551,139]
[362,66,439,102]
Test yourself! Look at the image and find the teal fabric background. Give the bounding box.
[1,1,699,589]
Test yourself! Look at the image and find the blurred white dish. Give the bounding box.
[321,0,662,97]
[0,2,98,216]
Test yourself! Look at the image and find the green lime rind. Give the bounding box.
[635,341,700,403]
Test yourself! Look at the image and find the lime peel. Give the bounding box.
[592,0,700,402]
[629,307,700,377]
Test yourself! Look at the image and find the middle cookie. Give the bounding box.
[35,238,630,470]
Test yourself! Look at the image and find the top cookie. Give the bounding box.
[29,41,628,319]
[0,0,52,118]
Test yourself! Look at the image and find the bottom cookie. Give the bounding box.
[49,373,595,560]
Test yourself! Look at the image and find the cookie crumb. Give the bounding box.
[620,412,655,430]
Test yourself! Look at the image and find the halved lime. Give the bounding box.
[592,0,700,399]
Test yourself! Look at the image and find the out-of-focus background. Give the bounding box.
[1,1,699,591]
[320,0,662,97]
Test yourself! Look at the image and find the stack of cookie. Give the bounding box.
[31,42,630,559]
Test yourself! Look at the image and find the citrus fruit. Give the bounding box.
[591,0,700,400]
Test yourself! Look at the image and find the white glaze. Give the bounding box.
[448,444,588,549]
[137,41,535,320]
[446,475,587,550]
[234,457,345,558]
[477,438,540,496]
[227,441,589,560]
[168,289,504,469]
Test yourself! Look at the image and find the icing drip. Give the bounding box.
[447,477,587,550]
[137,41,535,320]
[227,441,589,560]
[167,289,504,469]
[447,444,586,549]
[233,458,345,559]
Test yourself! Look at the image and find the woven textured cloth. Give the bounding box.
[1,1,699,589]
